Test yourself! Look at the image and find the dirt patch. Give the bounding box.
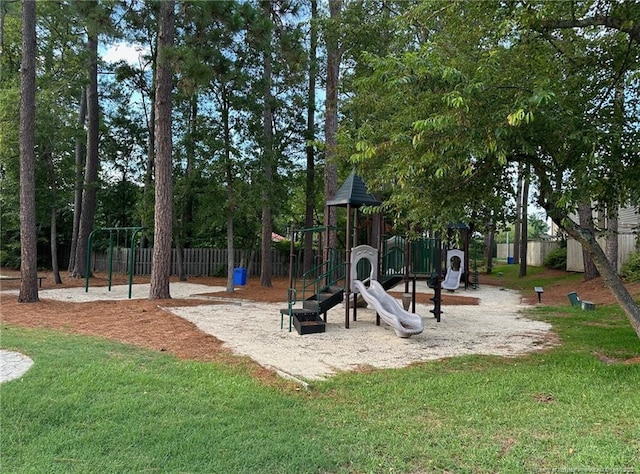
[487,268,640,307]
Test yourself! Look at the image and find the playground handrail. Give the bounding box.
[310,261,345,310]
[301,259,345,302]
[283,288,297,331]
[382,246,405,277]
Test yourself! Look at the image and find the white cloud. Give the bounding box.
[102,42,149,66]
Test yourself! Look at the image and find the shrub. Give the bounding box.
[0,247,21,269]
[272,239,293,256]
[544,247,567,270]
[211,264,227,277]
[620,251,640,283]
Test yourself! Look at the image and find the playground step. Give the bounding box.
[303,289,344,313]
[279,308,325,335]
[381,275,403,291]
[280,308,318,317]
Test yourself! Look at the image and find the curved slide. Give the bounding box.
[352,279,424,338]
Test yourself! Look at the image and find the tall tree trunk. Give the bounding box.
[18,0,38,303]
[175,94,197,282]
[518,167,529,277]
[0,0,8,84]
[303,0,318,274]
[176,240,184,281]
[226,210,234,292]
[44,150,62,284]
[484,224,494,274]
[0,1,6,79]
[260,0,274,288]
[578,202,600,281]
[605,208,618,273]
[323,0,342,260]
[149,0,174,300]
[605,82,623,274]
[222,87,235,293]
[141,42,157,249]
[513,166,522,264]
[184,93,197,249]
[260,187,273,289]
[71,31,99,279]
[68,87,87,273]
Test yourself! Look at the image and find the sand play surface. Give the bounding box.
[3,280,553,382]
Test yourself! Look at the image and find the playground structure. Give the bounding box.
[280,226,446,334]
[85,227,146,299]
[280,172,475,335]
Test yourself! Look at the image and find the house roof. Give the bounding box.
[271,232,286,242]
[326,172,381,208]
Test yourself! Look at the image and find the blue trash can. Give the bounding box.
[233,267,247,286]
[507,257,514,264]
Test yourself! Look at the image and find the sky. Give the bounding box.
[102,42,149,66]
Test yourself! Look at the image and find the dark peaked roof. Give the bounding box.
[326,172,381,208]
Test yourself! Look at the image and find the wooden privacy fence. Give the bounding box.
[567,233,637,273]
[90,248,290,277]
[497,240,560,267]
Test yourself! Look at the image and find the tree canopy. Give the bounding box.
[342,0,640,336]
[2,0,639,335]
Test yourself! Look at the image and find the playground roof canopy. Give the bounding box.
[326,172,381,208]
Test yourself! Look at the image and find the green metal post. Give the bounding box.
[128,227,145,299]
[85,229,99,292]
[85,227,145,297]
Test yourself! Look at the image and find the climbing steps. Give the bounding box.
[281,285,344,335]
[306,285,345,314]
[280,274,344,336]
[381,274,403,291]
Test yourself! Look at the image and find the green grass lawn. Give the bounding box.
[2,269,639,473]
[489,263,585,290]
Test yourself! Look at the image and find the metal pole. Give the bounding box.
[288,228,296,291]
[85,229,99,292]
[108,230,114,291]
[353,208,358,322]
[128,227,145,299]
[431,237,443,322]
[404,224,410,293]
[345,203,351,329]
[85,227,145,297]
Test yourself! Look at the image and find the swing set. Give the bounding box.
[85,226,146,299]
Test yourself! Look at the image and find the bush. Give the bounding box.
[272,239,293,257]
[544,247,567,270]
[0,246,21,269]
[620,251,640,283]
[211,264,227,277]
